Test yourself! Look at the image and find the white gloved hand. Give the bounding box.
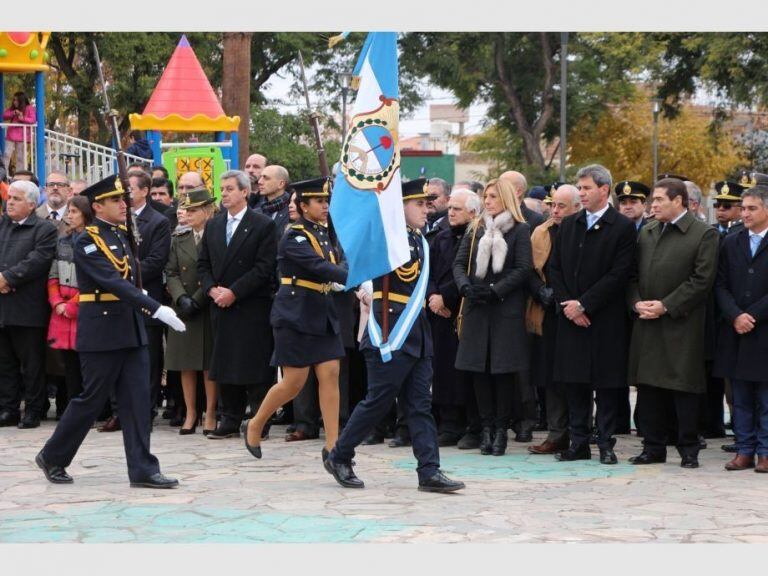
[331,282,345,292]
[153,305,186,332]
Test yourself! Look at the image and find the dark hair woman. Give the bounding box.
[2,91,36,173]
[245,177,348,460]
[46,195,94,407]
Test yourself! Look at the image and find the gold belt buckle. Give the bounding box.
[321,283,332,294]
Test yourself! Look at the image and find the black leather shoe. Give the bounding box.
[244,432,262,459]
[0,410,20,427]
[599,448,618,465]
[207,424,240,439]
[628,452,666,465]
[698,435,707,450]
[479,427,494,455]
[130,473,179,489]
[322,448,355,466]
[324,457,364,488]
[680,455,699,469]
[437,433,461,447]
[721,443,738,453]
[457,431,481,450]
[492,427,508,456]
[362,433,384,445]
[388,435,411,448]
[555,446,592,461]
[418,470,465,493]
[17,413,40,429]
[514,429,533,443]
[35,451,73,484]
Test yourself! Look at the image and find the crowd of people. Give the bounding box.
[2,152,768,483]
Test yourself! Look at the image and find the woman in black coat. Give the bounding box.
[453,178,533,456]
[245,178,348,460]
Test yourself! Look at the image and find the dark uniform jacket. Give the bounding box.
[548,205,636,388]
[197,208,277,385]
[0,212,57,327]
[271,219,348,336]
[135,203,171,326]
[361,227,433,359]
[74,218,160,352]
[714,227,768,382]
[453,219,532,374]
[521,203,545,233]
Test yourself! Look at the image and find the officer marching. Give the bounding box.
[36,175,186,488]
[324,178,466,493]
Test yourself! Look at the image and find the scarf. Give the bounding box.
[260,192,290,216]
[474,211,515,279]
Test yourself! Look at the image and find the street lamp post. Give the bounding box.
[339,70,354,137]
[652,98,662,184]
[560,32,569,183]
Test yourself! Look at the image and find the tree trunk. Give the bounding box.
[222,33,252,168]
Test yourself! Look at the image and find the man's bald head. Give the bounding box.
[177,171,205,199]
[499,170,528,201]
[258,165,290,201]
[550,184,582,225]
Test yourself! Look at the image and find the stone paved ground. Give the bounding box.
[1,420,767,543]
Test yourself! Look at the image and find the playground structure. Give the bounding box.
[1,32,239,187]
[130,35,240,196]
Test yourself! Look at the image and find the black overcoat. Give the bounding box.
[453,220,533,374]
[548,206,636,388]
[713,228,768,382]
[136,203,171,326]
[197,209,277,385]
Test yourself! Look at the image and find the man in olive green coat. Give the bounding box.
[627,178,719,469]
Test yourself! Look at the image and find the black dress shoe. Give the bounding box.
[361,433,384,445]
[721,443,738,453]
[179,426,196,435]
[698,435,707,450]
[202,429,215,437]
[555,446,592,461]
[207,425,240,439]
[418,470,465,493]
[0,410,20,427]
[35,451,73,484]
[628,452,666,465]
[479,427,494,455]
[680,455,699,469]
[492,427,508,456]
[599,448,618,465]
[17,413,40,429]
[244,432,262,459]
[324,458,364,488]
[514,427,533,443]
[457,431,481,450]
[388,436,411,448]
[437,433,461,447]
[130,473,179,489]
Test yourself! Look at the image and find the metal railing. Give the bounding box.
[1,122,151,183]
[0,122,35,172]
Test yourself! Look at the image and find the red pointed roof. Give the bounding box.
[130,35,239,132]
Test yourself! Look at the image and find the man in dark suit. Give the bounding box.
[424,177,451,238]
[324,179,465,493]
[198,170,277,439]
[714,185,768,473]
[36,175,184,487]
[35,171,70,235]
[255,165,291,235]
[548,164,637,465]
[0,180,57,428]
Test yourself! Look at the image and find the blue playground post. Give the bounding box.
[147,129,162,165]
[35,71,45,179]
[230,131,239,170]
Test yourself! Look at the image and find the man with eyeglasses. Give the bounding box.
[35,172,70,235]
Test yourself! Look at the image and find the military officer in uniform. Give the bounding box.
[324,178,465,493]
[616,181,651,231]
[713,179,746,238]
[244,177,348,459]
[35,175,186,488]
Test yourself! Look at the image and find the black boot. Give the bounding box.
[480,427,494,455]
[492,427,508,456]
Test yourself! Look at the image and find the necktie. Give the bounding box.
[226,217,236,246]
[750,234,761,257]
[194,231,202,246]
[587,213,596,229]
[48,212,58,221]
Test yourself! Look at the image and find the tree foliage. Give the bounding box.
[568,92,745,191]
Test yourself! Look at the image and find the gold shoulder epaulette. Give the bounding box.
[118,224,127,231]
[85,225,99,235]
[290,224,305,230]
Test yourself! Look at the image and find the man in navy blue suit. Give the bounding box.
[36,175,185,487]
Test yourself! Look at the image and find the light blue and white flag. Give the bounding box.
[329,32,409,289]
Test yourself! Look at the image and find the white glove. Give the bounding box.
[153,305,186,332]
[331,282,345,292]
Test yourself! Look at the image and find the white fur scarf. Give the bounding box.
[474,211,515,279]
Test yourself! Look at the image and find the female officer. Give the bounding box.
[245,177,348,459]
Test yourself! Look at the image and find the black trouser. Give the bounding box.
[146,325,164,418]
[437,405,466,437]
[512,370,538,432]
[42,347,160,482]
[332,351,439,482]
[546,380,569,444]
[219,382,268,428]
[637,385,700,458]
[293,370,321,436]
[699,361,726,436]
[61,349,83,404]
[616,387,632,434]
[472,372,516,430]
[568,385,624,451]
[0,325,47,417]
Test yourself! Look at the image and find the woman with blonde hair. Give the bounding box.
[453,177,533,456]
